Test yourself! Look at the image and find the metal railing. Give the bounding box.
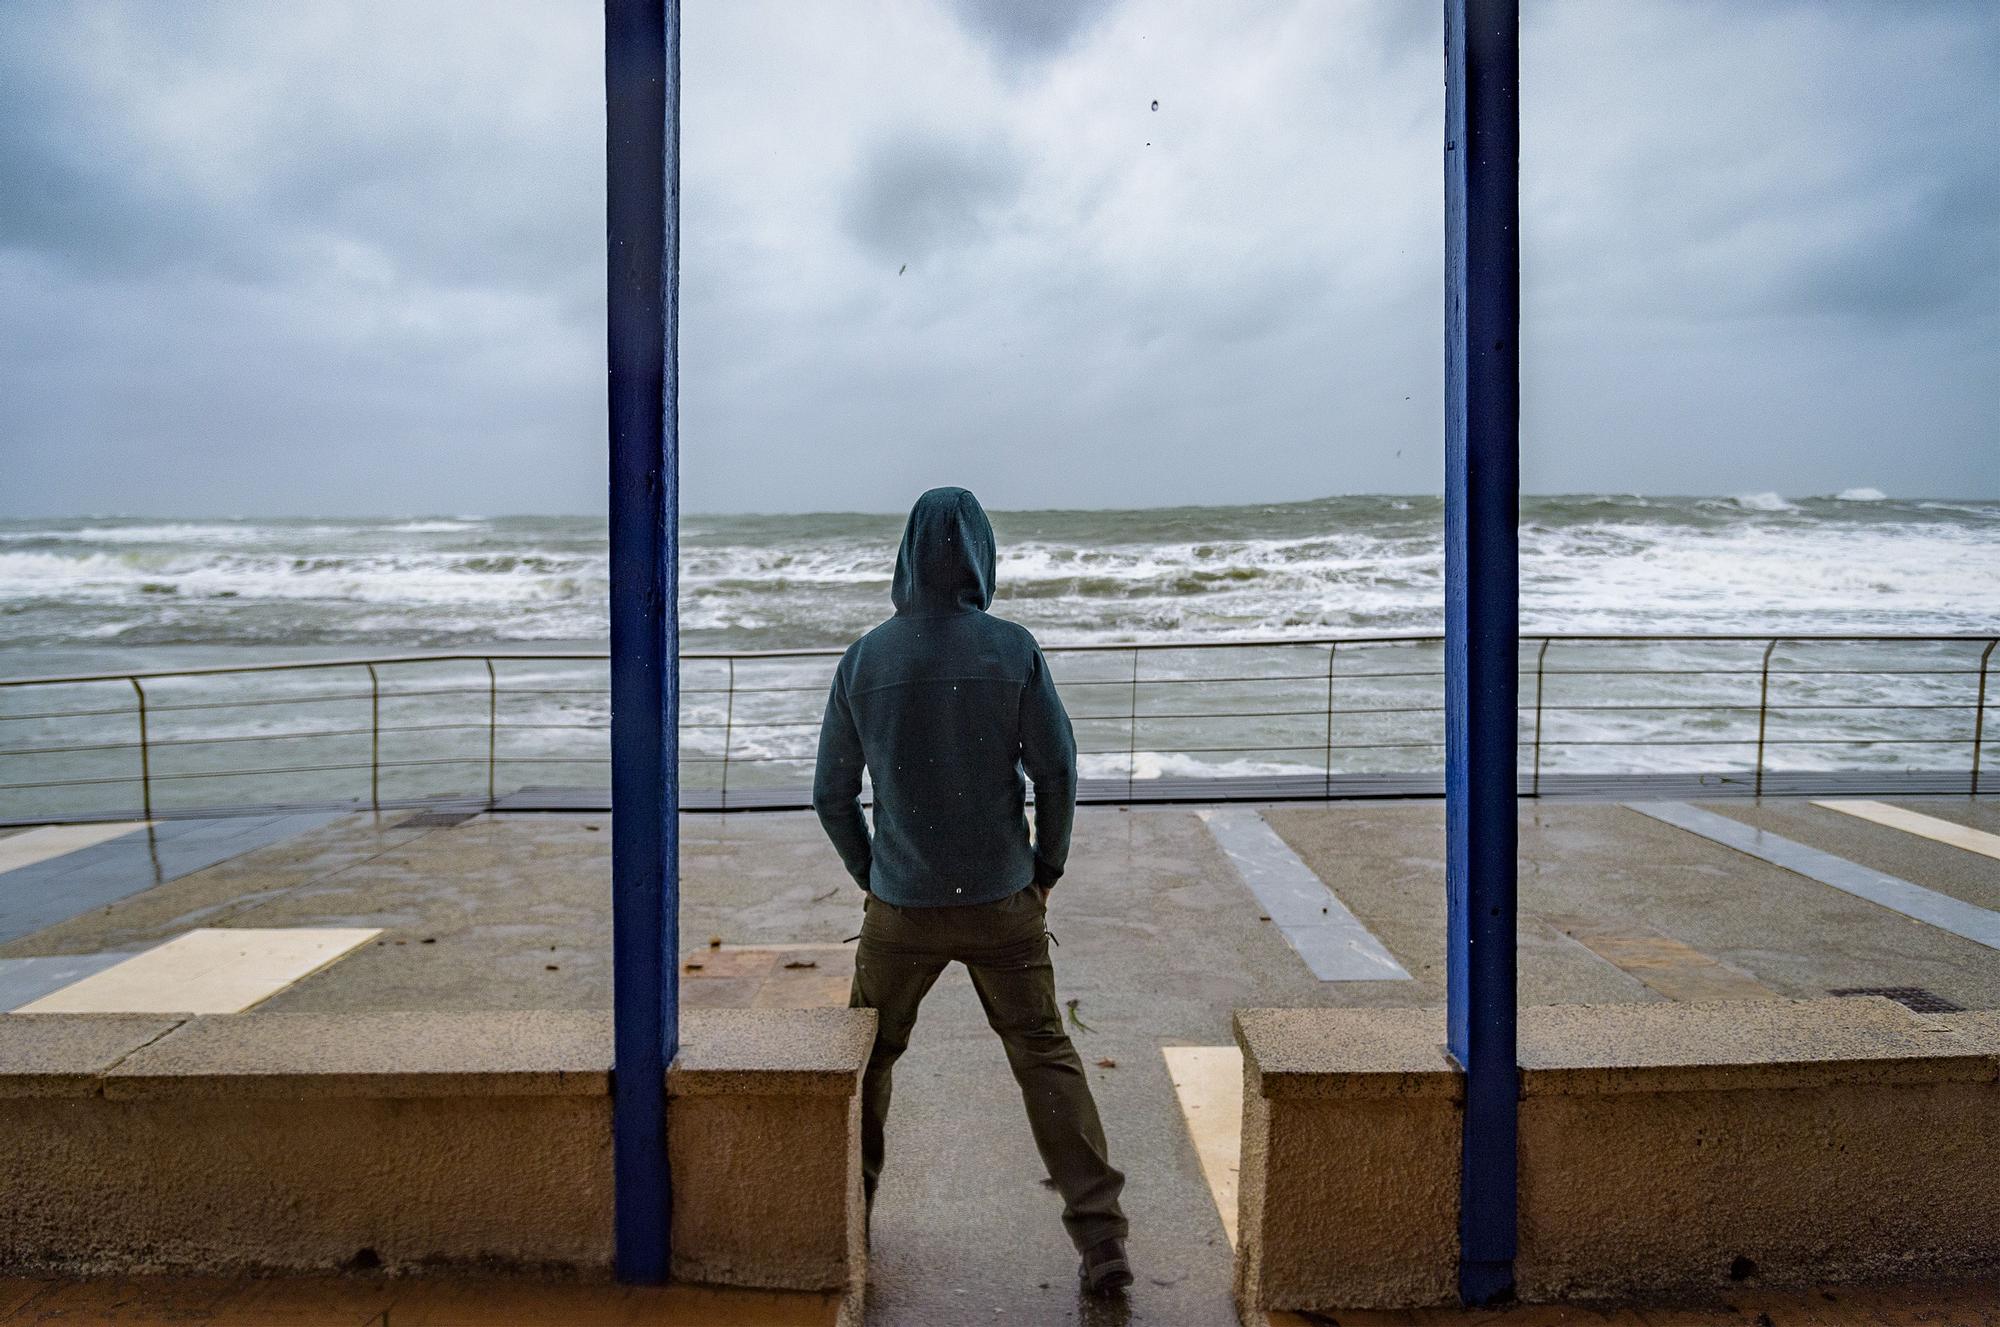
[0,633,1993,821]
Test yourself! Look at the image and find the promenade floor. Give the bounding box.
[2,796,1995,1326]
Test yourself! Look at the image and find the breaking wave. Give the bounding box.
[1720,491,1797,512]
[1,496,1994,661]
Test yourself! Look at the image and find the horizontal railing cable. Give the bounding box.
[2,631,1993,819]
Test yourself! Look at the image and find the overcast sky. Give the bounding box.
[1,0,1994,516]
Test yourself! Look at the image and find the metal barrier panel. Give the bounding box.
[3,635,1996,823]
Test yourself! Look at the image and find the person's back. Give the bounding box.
[814,486,1132,1295]
[813,486,1073,906]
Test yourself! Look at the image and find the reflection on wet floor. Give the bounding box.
[1630,801,2000,949]
[1542,914,1781,1002]
[0,813,341,945]
[681,943,856,1008]
[0,822,151,874]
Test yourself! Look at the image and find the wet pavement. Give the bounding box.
[1,796,1996,1324]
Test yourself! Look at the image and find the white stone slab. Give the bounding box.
[0,822,150,875]
[15,927,381,1014]
[1163,1044,1244,1249]
[1629,802,2000,951]
[1814,799,2000,862]
[0,951,143,1012]
[1197,808,1411,981]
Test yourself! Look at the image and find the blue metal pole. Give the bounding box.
[606,0,679,1285]
[1443,0,1518,1306]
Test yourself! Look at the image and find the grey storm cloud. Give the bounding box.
[948,0,1119,66]
[0,5,597,291]
[842,134,1024,263]
[1779,173,2000,322]
[0,0,1994,518]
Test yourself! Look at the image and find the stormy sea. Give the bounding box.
[2,492,1995,815]
[4,492,1994,666]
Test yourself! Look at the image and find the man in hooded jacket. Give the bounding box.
[814,486,1132,1294]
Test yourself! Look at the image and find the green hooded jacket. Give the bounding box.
[812,487,1077,907]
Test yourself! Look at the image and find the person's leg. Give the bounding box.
[959,888,1127,1252]
[848,895,948,1209]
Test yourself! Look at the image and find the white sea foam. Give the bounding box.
[1835,487,1887,502]
[17,523,286,545]
[0,549,602,606]
[1724,492,1798,512]
[1,499,1993,655]
[1079,751,1317,780]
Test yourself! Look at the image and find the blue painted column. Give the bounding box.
[1443,0,1519,1306]
[605,0,680,1284]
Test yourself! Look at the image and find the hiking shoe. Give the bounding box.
[1078,1237,1133,1295]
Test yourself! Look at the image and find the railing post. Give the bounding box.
[1754,638,1779,798]
[128,677,151,820]
[1126,647,1140,801]
[1973,638,1996,797]
[485,658,499,806]
[719,657,735,810]
[1322,642,1338,799]
[1530,637,1550,797]
[366,664,381,812]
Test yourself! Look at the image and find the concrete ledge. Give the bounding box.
[0,1014,183,1099]
[1918,1007,2000,1054]
[1233,1007,1460,1310]
[0,1006,873,1302]
[1515,998,1999,1303]
[1234,1008,1461,1100]
[1518,998,1998,1096]
[105,1010,611,1099]
[1234,997,2000,1313]
[671,1007,878,1098]
[669,1007,875,1292]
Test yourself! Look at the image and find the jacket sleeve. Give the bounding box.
[812,664,873,889]
[1019,644,1077,888]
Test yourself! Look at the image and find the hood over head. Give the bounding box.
[891,486,996,614]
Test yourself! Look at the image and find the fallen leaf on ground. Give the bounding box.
[1095,1058,1117,1069]
[782,959,818,970]
[708,935,722,948]
[1065,998,1095,1033]
[683,961,704,972]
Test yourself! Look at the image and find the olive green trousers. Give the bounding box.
[848,885,1128,1251]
